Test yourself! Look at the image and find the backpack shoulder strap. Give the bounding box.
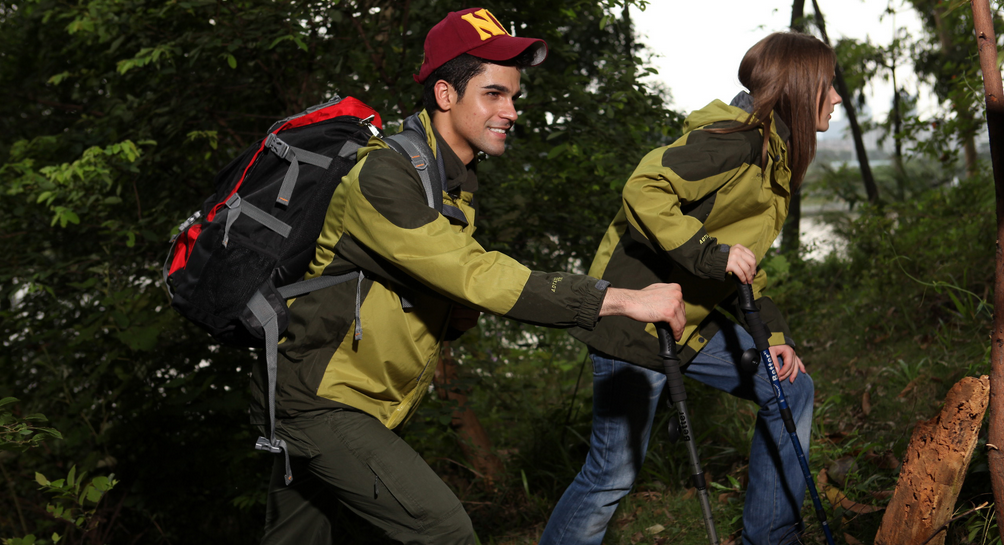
[384,115,445,213]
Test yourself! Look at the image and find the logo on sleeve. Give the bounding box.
[460,9,509,40]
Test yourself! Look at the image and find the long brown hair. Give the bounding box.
[713,32,836,190]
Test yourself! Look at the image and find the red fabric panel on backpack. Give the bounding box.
[278,96,384,132]
[168,223,203,275]
[206,96,383,224]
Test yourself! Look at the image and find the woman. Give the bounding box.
[540,32,842,545]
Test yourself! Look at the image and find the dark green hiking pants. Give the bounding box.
[259,409,475,545]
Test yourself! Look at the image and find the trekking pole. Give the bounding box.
[656,322,718,545]
[733,283,836,545]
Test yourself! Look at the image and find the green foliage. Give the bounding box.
[1,401,116,545]
[806,152,964,209]
[0,0,676,542]
[0,398,62,452]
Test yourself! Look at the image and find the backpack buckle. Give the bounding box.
[170,210,202,243]
[358,115,380,137]
[254,436,282,454]
[265,133,290,159]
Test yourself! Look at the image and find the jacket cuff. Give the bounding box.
[576,279,610,330]
[706,244,730,281]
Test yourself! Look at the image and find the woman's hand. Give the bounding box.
[726,244,757,284]
[769,344,806,383]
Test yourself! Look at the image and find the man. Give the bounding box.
[250,7,686,545]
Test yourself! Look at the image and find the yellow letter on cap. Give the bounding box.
[461,9,508,40]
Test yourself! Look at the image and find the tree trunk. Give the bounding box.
[812,0,880,204]
[935,4,980,177]
[434,342,504,485]
[790,0,806,31]
[970,1,1004,540]
[874,376,990,545]
[781,0,808,253]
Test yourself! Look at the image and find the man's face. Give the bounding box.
[816,84,842,132]
[435,63,522,163]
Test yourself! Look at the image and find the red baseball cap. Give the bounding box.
[414,8,548,84]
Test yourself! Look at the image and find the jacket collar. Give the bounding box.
[729,91,791,142]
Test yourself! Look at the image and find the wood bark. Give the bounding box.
[970,0,1004,540]
[874,376,990,545]
[434,342,504,485]
[811,0,880,204]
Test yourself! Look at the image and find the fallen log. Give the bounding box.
[874,375,990,545]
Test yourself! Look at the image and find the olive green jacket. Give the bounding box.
[251,110,609,429]
[571,96,794,369]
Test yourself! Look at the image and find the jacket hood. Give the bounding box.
[681,99,748,134]
[682,93,791,143]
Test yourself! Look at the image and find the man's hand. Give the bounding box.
[599,284,686,340]
[726,243,757,284]
[769,344,806,383]
[449,305,481,332]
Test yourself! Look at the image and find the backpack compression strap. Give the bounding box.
[265,133,334,208]
[250,271,361,486]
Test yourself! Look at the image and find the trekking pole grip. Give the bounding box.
[656,322,687,404]
[734,280,771,352]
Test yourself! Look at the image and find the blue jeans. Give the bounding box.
[540,323,813,545]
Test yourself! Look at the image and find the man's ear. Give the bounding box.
[434,80,456,112]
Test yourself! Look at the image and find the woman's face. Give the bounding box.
[816,84,842,132]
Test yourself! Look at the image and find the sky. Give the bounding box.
[630,0,926,130]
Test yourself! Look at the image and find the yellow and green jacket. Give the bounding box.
[571,95,794,369]
[251,110,609,429]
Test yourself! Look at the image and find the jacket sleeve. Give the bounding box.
[622,129,760,281]
[341,149,608,330]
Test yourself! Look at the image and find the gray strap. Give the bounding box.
[385,134,435,209]
[441,204,468,225]
[402,114,445,212]
[338,140,362,160]
[354,271,364,341]
[276,157,301,208]
[223,194,292,246]
[266,134,334,208]
[287,146,333,169]
[277,272,360,299]
[248,290,293,486]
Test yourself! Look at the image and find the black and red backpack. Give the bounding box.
[162,95,444,485]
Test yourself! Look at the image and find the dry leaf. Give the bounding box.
[718,491,739,504]
[817,467,829,486]
[898,376,921,398]
[844,533,865,545]
[828,456,857,488]
[645,524,665,535]
[871,490,894,500]
[632,490,663,502]
[825,484,884,514]
[862,391,872,416]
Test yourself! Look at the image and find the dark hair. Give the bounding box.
[422,49,538,114]
[709,32,836,189]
